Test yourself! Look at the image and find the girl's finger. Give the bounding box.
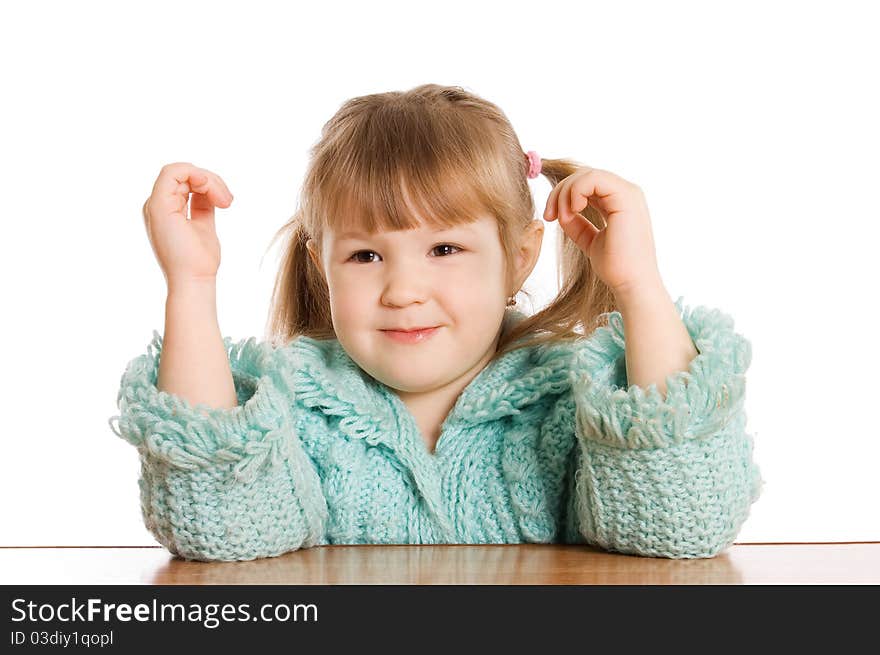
[193,170,232,207]
[569,173,601,221]
[543,174,567,220]
[564,173,584,221]
[543,183,557,220]
[189,172,231,222]
[555,172,584,223]
[156,163,231,208]
[557,190,600,254]
[176,169,228,207]
[571,168,634,222]
[205,170,234,205]
[544,167,593,221]
[153,162,198,199]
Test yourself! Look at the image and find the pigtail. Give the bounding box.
[495,156,619,360]
[263,211,335,347]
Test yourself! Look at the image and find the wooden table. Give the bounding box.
[1,543,877,584]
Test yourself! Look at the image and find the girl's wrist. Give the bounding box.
[166,276,218,299]
[612,275,668,311]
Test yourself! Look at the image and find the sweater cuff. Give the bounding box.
[109,330,295,484]
[571,297,752,449]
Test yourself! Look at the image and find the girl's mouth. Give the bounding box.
[380,327,440,344]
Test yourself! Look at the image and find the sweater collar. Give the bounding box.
[288,310,576,433]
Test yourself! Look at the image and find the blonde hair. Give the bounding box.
[263,83,618,362]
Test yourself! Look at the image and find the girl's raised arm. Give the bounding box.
[143,162,237,411]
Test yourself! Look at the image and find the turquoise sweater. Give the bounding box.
[109,297,763,562]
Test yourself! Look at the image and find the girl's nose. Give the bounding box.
[380,263,430,307]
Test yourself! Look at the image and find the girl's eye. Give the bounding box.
[350,250,379,264]
[347,244,461,263]
[431,244,461,257]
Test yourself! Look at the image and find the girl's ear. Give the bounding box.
[511,220,544,292]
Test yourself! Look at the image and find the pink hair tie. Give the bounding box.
[525,150,542,179]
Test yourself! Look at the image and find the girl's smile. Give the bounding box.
[380,326,441,344]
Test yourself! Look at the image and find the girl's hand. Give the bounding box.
[543,167,662,296]
[142,162,234,288]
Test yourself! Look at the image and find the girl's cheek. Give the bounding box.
[463,258,504,288]
[331,267,367,290]
[328,271,369,312]
[333,278,368,304]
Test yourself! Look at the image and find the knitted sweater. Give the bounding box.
[109,297,763,562]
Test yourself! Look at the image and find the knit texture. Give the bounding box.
[109,296,763,561]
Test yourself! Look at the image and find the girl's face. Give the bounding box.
[309,214,524,394]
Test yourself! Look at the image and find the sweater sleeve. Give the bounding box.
[562,297,764,559]
[108,330,329,562]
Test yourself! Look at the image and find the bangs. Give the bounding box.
[310,101,505,237]
[323,155,496,236]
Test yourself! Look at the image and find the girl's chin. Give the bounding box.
[379,371,444,392]
[367,362,450,391]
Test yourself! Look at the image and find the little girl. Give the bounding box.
[110,83,763,562]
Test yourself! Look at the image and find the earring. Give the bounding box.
[506,294,517,307]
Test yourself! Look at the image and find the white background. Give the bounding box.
[1,0,877,546]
